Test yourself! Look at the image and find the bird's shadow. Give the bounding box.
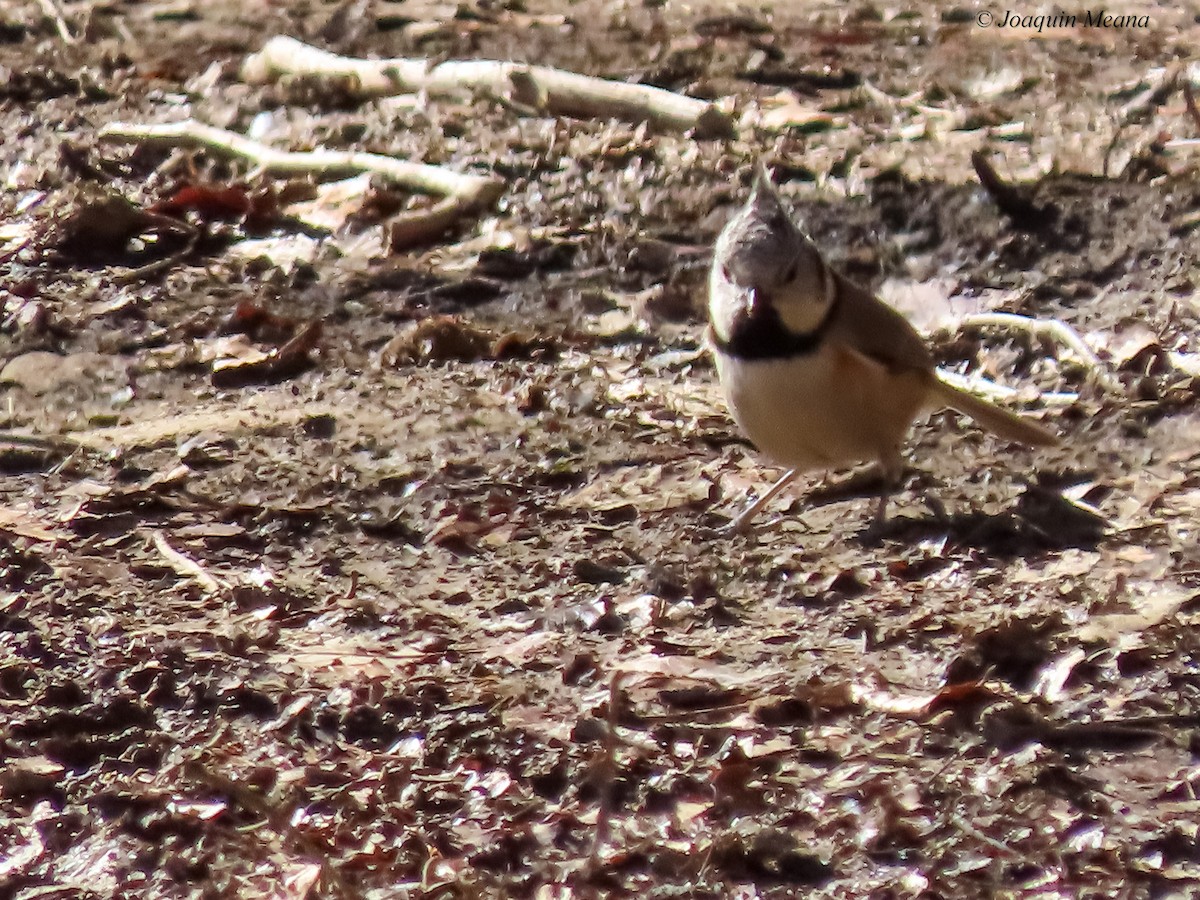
[702,469,1109,557]
[866,485,1109,556]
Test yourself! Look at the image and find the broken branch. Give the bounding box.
[97,119,503,246]
[35,0,76,43]
[151,530,225,594]
[98,120,498,203]
[1103,63,1185,177]
[958,312,1120,392]
[1184,78,1200,135]
[242,35,735,138]
[970,151,1055,230]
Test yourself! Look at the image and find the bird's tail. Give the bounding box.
[930,378,1060,447]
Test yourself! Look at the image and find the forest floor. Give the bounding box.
[3,1,1200,897]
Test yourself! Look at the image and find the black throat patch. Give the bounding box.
[712,297,838,361]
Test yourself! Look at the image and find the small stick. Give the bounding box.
[388,194,480,252]
[950,812,1017,857]
[958,312,1120,391]
[150,530,224,594]
[1118,63,1182,123]
[242,36,735,137]
[591,670,626,862]
[726,468,798,533]
[1105,63,1184,177]
[112,220,199,284]
[859,80,960,122]
[1183,79,1200,135]
[970,151,1054,229]
[35,0,76,43]
[98,120,503,246]
[98,120,500,204]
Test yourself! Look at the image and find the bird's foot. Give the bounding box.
[921,492,950,525]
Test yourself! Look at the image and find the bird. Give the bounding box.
[706,164,1059,533]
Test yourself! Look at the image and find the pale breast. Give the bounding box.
[713,344,929,473]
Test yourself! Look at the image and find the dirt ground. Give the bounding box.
[4,0,1200,897]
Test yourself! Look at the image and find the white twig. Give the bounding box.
[98,120,497,200]
[727,468,798,533]
[242,35,735,137]
[859,80,959,121]
[935,368,1078,407]
[35,0,76,43]
[950,812,1017,857]
[958,312,1120,391]
[150,530,224,594]
[97,120,504,246]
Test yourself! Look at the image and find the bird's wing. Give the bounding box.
[827,272,936,374]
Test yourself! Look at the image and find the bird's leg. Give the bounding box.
[919,489,949,524]
[865,453,904,538]
[873,491,890,529]
[726,468,798,533]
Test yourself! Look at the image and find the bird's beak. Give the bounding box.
[746,286,768,318]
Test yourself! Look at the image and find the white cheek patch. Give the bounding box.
[775,300,829,336]
[770,252,834,336]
